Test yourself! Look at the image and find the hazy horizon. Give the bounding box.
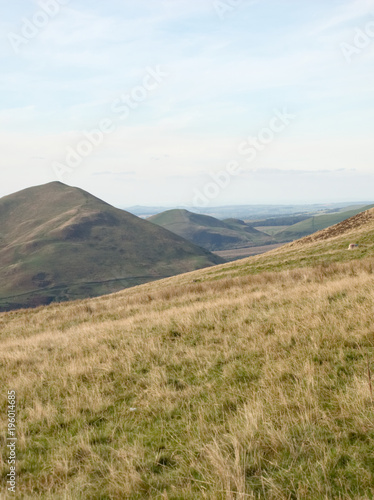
[1,181,373,212]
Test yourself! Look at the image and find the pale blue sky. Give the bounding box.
[0,0,373,207]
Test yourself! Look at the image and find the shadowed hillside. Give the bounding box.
[148,209,272,251]
[0,183,223,311]
[1,208,374,497]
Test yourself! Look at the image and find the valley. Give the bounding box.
[1,207,374,498]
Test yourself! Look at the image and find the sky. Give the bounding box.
[0,0,374,208]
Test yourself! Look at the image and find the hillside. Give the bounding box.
[0,183,222,311]
[148,206,374,258]
[1,208,374,498]
[148,209,272,251]
[274,203,374,242]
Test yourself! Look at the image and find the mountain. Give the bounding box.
[148,209,272,251]
[0,182,223,311]
[2,207,374,498]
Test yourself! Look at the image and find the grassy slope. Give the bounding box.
[275,204,374,242]
[148,209,271,251]
[0,183,222,311]
[1,209,374,498]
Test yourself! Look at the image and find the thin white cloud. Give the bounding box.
[314,0,374,33]
[1,0,374,205]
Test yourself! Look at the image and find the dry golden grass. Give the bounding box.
[2,210,374,498]
[1,255,374,498]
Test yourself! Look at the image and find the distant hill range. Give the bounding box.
[148,204,374,256]
[127,202,371,220]
[0,182,223,311]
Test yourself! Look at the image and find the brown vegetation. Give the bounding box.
[1,206,374,498]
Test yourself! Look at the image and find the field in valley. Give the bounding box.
[1,209,374,498]
[213,243,284,261]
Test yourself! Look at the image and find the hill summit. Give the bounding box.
[0,182,223,310]
[148,208,272,251]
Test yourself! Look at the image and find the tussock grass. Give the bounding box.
[2,248,374,497]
